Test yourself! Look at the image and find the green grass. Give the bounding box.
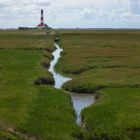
[55,30,140,92]
[0,30,81,140]
[55,30,140,139]
[1,29,140,140]
[0,50,43,126]
[23,87,81,140]
[0,30,46,49]
[82,88,140,140]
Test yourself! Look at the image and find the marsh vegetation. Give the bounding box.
[56,30,140,140]
[0,29,140,140]
[0,30,81,140]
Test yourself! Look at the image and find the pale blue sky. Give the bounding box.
[0,0,140,28]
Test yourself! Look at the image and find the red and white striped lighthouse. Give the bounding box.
[37,9,48,29]
[41,9,44,26]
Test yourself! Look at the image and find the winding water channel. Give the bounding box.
[49,43,95,126]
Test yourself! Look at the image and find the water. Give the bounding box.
[69,92,94,125]
[48,43,71,89]
[49,43,95,126]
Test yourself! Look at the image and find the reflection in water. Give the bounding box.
[70,93,94,125]
[49,43,94,126]
[48,43,71,89]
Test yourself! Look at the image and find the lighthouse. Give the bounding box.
[37,9,49,29]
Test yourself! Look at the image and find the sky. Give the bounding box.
[0,0,140,28]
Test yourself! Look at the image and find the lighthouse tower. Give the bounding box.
[37,9,48,29]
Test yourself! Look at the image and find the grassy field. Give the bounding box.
[82,88,140,140]
[0,29,140,140]
[0,30,81,140]
[56,30,140,92]
[56,30,140,139]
